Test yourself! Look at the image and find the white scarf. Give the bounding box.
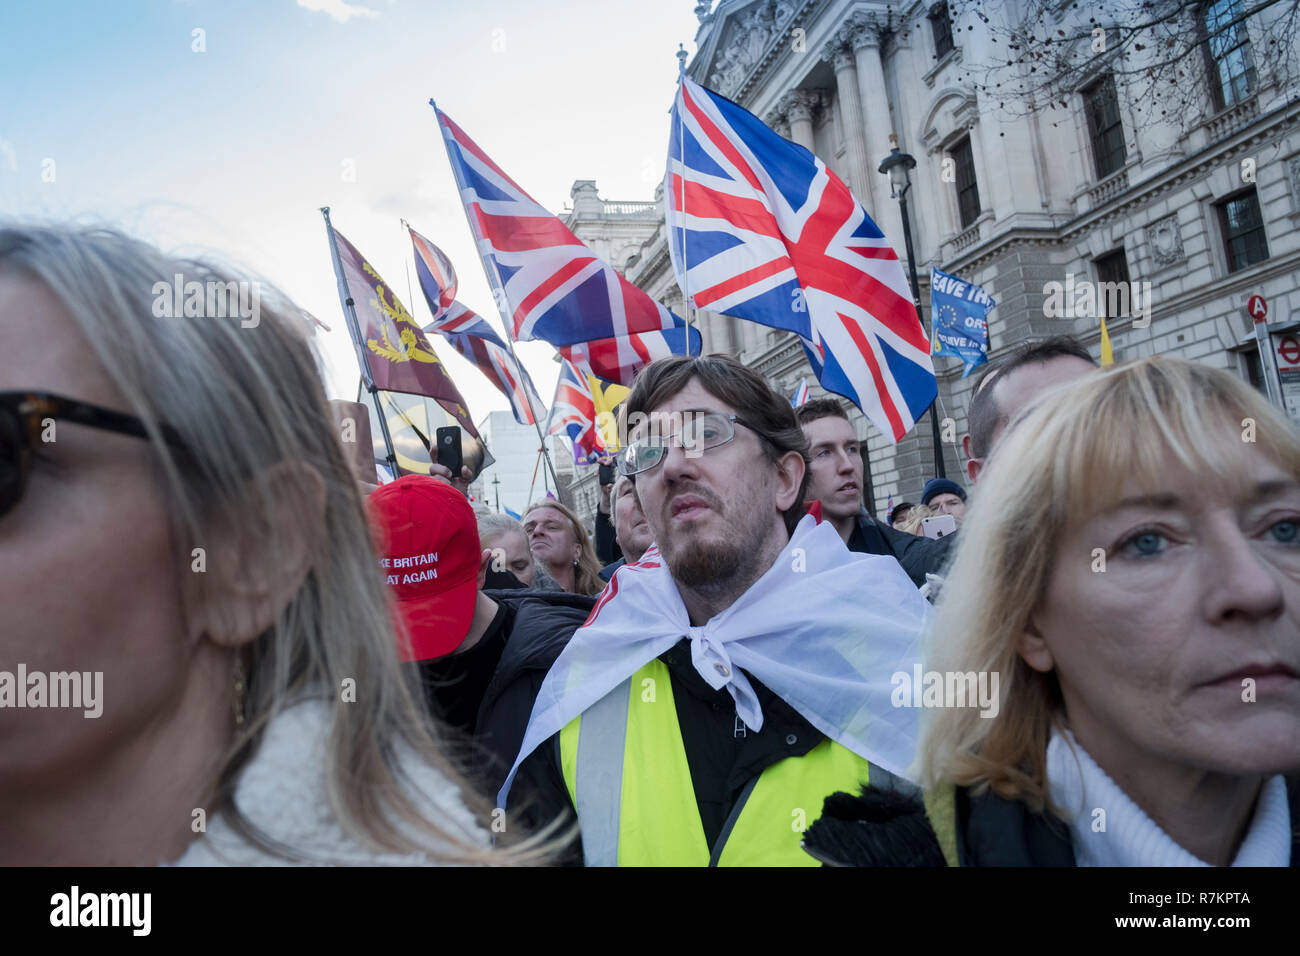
[499,515,931,807]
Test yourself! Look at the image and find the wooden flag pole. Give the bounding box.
[322,207,399,477]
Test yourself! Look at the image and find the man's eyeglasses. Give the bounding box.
[617,411,758,477]
[0,392,187,518]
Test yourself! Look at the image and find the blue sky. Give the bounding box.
[0,0,699,415]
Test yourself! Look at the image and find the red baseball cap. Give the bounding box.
[366,475,480,662]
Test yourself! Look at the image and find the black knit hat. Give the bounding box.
[920,478,966,506]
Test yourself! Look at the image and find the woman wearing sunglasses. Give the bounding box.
[0,225,558,865]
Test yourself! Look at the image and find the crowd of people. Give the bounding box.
[3,224,1297,868]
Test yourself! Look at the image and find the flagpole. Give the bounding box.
[675,46,692,356]
[430,98,561,494]
[321,207,399,478]
[527,446,542,504]
[536,365,565,494]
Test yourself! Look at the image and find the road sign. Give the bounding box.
[1277,335,1300,422]
[1277,335,1300,367]
[1247,294,1268,322]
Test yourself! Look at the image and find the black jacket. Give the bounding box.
[598,557,625,582]
[471,589,597,794]
[502,639,833,865]
[847,511,955,587]
[801,778,1300,866]
[594,508,622,566]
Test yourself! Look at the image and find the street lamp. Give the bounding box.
[491,474,501,513]
[879,132,946,480]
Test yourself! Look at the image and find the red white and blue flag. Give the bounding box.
[790,378,810,408]
[433,101,701,385]
[545,359,606,464]
[431,302,547,427]
[665,76,936,442]
[409,226,459,319]
[408,226,546,426]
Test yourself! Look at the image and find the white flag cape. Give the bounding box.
[498,514,932,808]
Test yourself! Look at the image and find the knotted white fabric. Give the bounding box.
[498,514,931,808]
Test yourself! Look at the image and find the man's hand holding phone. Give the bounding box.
[427,461,475,497]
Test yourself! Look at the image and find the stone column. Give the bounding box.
[741,315,759,354]
[822,30,872,205]
[849,15,889,216]
[779,89,819,153]
[849,14,907,254]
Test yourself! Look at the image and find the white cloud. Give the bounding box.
[0,139,16,172]
[296,0,380,24]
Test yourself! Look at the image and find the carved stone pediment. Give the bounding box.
[703,0,799,98]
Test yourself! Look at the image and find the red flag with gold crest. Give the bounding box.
[327,224,481,443]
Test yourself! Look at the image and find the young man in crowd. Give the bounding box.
[493,355,930,865]
[796,398,953,587]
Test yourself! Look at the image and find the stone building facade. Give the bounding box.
[563,0,1300,519]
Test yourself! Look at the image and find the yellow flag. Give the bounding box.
[587,374,630,451]
[1099,316,1114,366]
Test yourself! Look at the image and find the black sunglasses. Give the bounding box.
[0,392,187,518]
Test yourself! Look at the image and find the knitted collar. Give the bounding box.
[1046,728,1291,867]
[170,698,488,866]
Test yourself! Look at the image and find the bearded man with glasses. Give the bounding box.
[494,354,932,866]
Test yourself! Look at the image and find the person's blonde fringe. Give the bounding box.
[0,224,571,864]
[918,356,1300,816]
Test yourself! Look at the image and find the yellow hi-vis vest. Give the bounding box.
[558,657,894,866]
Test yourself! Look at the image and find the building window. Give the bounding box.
[1083,75,1127,179]
[1093,248,1131,318]
[952,136,981,229]
[1217,189,1269,272]
[1202,0,1257,109]
[929,3,954,60]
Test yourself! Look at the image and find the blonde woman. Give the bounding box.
[804,357,1300,866]
[895,503,939,537]
[521,499,604,595]
[0,224,559,865]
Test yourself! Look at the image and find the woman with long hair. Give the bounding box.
[804,357,1300,866]
[521,499,604,595]
[0,224,561,865]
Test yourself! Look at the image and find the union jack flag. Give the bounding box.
[545,359,606,464]
[790,378,810,408]
[432,302,548,427]
[434,102,701,385]
[666,76,936,442]
[409,225,546,426]
[557,328,700,388]
[409,225,459,320]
